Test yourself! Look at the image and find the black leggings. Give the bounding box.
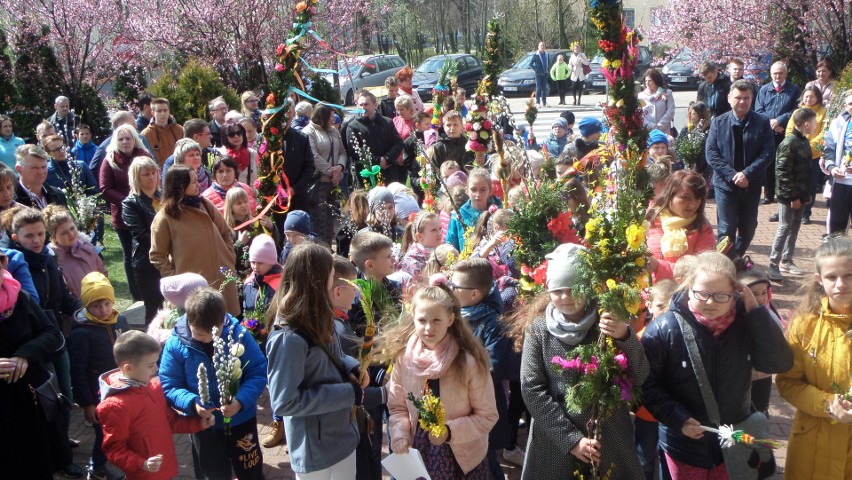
[135,269,163,325]
[573,80,584,101]
[506,380,527,450]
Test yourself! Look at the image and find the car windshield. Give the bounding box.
[671,48,695,63]
[512,53,534,69]
[591,54,604,65]
[416,58,447,73]
[337,63,360,77]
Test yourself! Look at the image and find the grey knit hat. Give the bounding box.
[545,243,587,292]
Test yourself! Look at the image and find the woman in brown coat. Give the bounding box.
[149,165,240,316]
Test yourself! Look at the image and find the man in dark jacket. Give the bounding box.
[208,97,228,148]
[14,145,68,209]
[530,42,549,107]
[755,62,800,204]
[706,80,775,258]
[697,63,732,118]
[342,90,404,185]
[273,101,316,243]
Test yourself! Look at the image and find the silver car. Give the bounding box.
[333,54,406,105]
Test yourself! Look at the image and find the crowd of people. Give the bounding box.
[0,53,850,480]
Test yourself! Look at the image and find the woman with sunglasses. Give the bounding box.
[217,121,258,187]
[240,91,262,127]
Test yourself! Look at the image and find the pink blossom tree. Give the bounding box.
[0,0,130,98]
[649,0,851,74]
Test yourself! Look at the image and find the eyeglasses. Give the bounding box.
[226,132,243,138]
[448,282,477,292]
[46,146,64,154]
[691,289,733,303]
[246,99,259,103]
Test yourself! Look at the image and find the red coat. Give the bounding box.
[646,217,716,281]
[97,370,205,480]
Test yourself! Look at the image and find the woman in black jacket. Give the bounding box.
[0,250,71,478]
[122,157,163,324]
[641,252,792,478]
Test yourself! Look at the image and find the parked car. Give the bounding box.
[412,54,484,103]
[334,54,406,105]
[584,46,653,93]
[661,48,701,90]
[496,49,571,96]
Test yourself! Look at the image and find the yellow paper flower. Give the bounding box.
[606,279,617,291]
[586,217,600,238]
[635,257,646,267]
[626,224,645,250]
[611,59,622,69]
[626,298,642,315]
[602,59,610,69]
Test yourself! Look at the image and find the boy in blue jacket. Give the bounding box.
[159,288,267,480]
[451,257,512,479]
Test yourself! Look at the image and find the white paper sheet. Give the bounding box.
[381,449,431,480]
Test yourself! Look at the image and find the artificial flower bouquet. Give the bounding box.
[407,387,448,438]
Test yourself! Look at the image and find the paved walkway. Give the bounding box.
[61,195,822,479]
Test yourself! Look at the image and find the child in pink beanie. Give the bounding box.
[146,273,208,345]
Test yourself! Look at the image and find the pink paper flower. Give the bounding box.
[614,353,628,370]
[552,356,572,370]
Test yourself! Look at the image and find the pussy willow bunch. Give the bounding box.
[407,387,447,437]
[674,119,708,169]
[349,131,379,188]
[197,363,210,407]
[211,325,246,435]
[65,163,100,234]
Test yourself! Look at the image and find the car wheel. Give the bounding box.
[345,89,354,106]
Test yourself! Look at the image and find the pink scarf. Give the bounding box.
[0,270,21,320]
[688,302,735,337]
[402,332,459,379]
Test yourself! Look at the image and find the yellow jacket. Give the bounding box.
[784,104,827,160]
[776,298,852,479]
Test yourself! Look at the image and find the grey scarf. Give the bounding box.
[545,302,597,346]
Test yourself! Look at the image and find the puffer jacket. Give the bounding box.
[640,292,793,469]
[543,133,568,157]
[302,122,348,182]
[158,315,267,429]
[68,309,129,407]
[776,298,852,479]
[784,104,827,159]
[775,128,813,204]
[98,371,205,480]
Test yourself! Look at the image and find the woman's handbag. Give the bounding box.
[582,63,592,76]
[674,312,776,480]
[34,371,72,423]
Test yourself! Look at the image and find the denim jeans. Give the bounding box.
[90,422,107,468]
[115,228,140,301]
[715,185,761,258]
[534,74,548,105]
[634,418,661,480]
[769,201,804,265]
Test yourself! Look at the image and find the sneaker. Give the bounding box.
[768,264,784,282]
[780,262,805,275]
[87,465,125,480]
[503,447,526,466]
[262,419,285,448]
[62,464,84,479]
[768,213,779,222]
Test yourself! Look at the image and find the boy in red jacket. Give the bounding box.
[97,331,214,479]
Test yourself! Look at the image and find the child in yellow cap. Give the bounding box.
[69,271,130,480]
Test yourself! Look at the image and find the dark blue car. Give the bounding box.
[413,54,484,102]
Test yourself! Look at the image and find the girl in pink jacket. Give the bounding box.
[646,170,716,281]
[384,283,498,478]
